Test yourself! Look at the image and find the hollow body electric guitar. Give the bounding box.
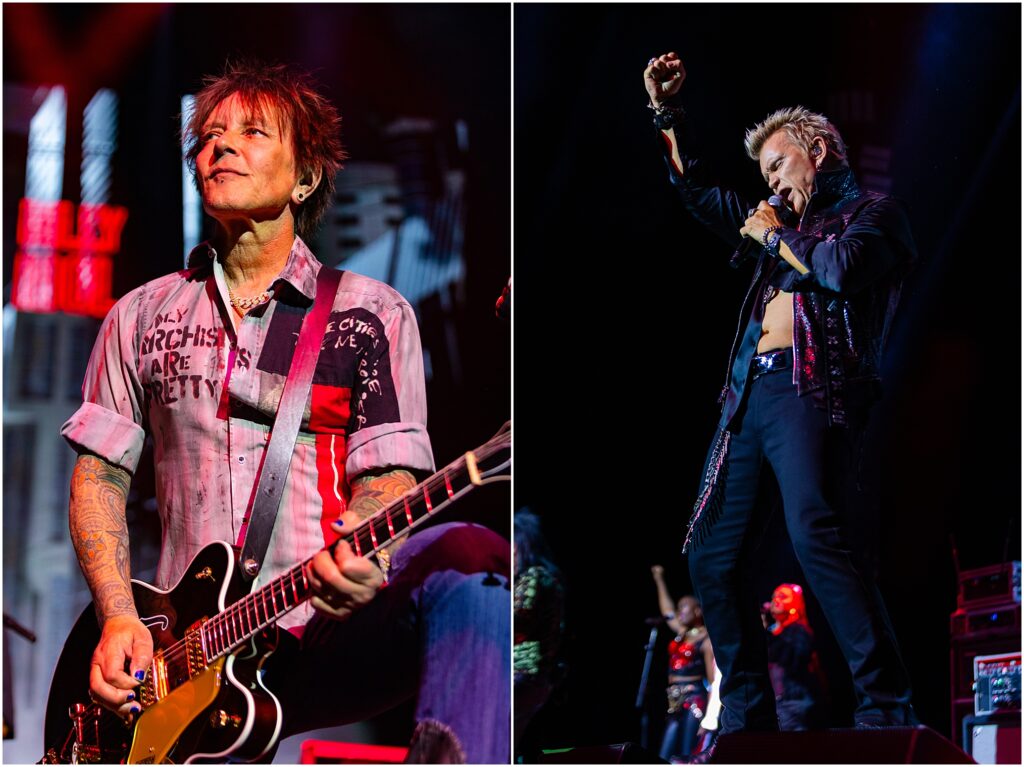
[41,422,510,764]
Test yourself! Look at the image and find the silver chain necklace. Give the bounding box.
[228,287,273,311]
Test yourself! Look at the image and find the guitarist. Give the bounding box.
[61,60,509,763]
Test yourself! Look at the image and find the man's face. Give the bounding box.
[759,130,818,216]
[196,93,300,225]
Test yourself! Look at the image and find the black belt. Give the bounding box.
[751,347,792,379]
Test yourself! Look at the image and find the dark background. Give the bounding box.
[514,3,1020,753]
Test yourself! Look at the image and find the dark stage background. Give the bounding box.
[514,3,1020,754]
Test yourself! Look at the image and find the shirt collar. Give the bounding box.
[186,236,320,302]
[808,166,860,212]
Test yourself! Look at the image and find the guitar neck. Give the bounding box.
[200,434,506,662]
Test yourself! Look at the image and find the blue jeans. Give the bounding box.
[265,523,510,763]
[688,368,914,732]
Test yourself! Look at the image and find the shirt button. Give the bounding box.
[238,455,245,463]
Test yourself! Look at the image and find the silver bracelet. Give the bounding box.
[648,101,685,131]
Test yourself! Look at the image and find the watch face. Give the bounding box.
[768,231,782,251]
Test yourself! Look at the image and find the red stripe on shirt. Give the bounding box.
[314,432,348,543]
[309,384,352,434]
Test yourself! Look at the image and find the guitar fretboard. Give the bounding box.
[199,442,500,662]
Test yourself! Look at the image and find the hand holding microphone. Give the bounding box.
[730,195,790,267]
[740,196,788,243]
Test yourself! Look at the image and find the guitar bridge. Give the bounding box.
[185,622,207,678]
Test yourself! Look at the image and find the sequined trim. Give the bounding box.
[683,429,731,552]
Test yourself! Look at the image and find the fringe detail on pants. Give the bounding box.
[682,429,731,553]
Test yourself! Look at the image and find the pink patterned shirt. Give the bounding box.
[62,237,434,628]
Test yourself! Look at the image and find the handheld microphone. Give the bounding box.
[729,194,789,268]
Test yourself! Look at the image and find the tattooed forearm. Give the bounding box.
[348,469,416,567]
[69,454,135,625]
[348,468,416,521]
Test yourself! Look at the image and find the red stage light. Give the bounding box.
[12,198,127,319]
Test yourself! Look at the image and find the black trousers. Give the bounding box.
[688,367,914,732]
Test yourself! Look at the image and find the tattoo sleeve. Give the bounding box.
[69,453,135,624]
[348,468,417,573]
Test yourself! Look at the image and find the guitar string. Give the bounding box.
[138,452,488,678]
[164,443,500,665]
[132,438,508,697]
[196,451,484,657]
[68,436,511,751]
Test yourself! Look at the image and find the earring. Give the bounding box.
[297,193,305,201]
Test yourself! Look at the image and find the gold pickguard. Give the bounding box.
[126,658,226,764]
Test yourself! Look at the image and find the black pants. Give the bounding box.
[688,368,914,733]
[658,690,707,761]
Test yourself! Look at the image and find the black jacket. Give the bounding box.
[665,146,916,428]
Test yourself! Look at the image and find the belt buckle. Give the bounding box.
[754,350,784,379]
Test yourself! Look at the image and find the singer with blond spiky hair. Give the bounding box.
[642,52,918,745]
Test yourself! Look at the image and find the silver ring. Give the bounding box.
[648,57,658,66]
[747,207,756,217]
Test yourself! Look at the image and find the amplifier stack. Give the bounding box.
[949,561,1021,763]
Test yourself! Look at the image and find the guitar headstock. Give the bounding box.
[467,421,510,485]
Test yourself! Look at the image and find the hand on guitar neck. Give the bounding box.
[307,511,384,620]
[307,468,415,620]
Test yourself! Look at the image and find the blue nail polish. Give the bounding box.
[134,670,145,681]
[332,518,345,527]
[126,692,135,702]
[130,706,140,715]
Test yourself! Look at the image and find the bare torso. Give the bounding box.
[758,290,794,353]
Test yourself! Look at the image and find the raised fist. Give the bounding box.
[644,52,685,105]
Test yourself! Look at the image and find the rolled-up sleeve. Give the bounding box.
[61,291,147,474]
[345,299,434,478]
